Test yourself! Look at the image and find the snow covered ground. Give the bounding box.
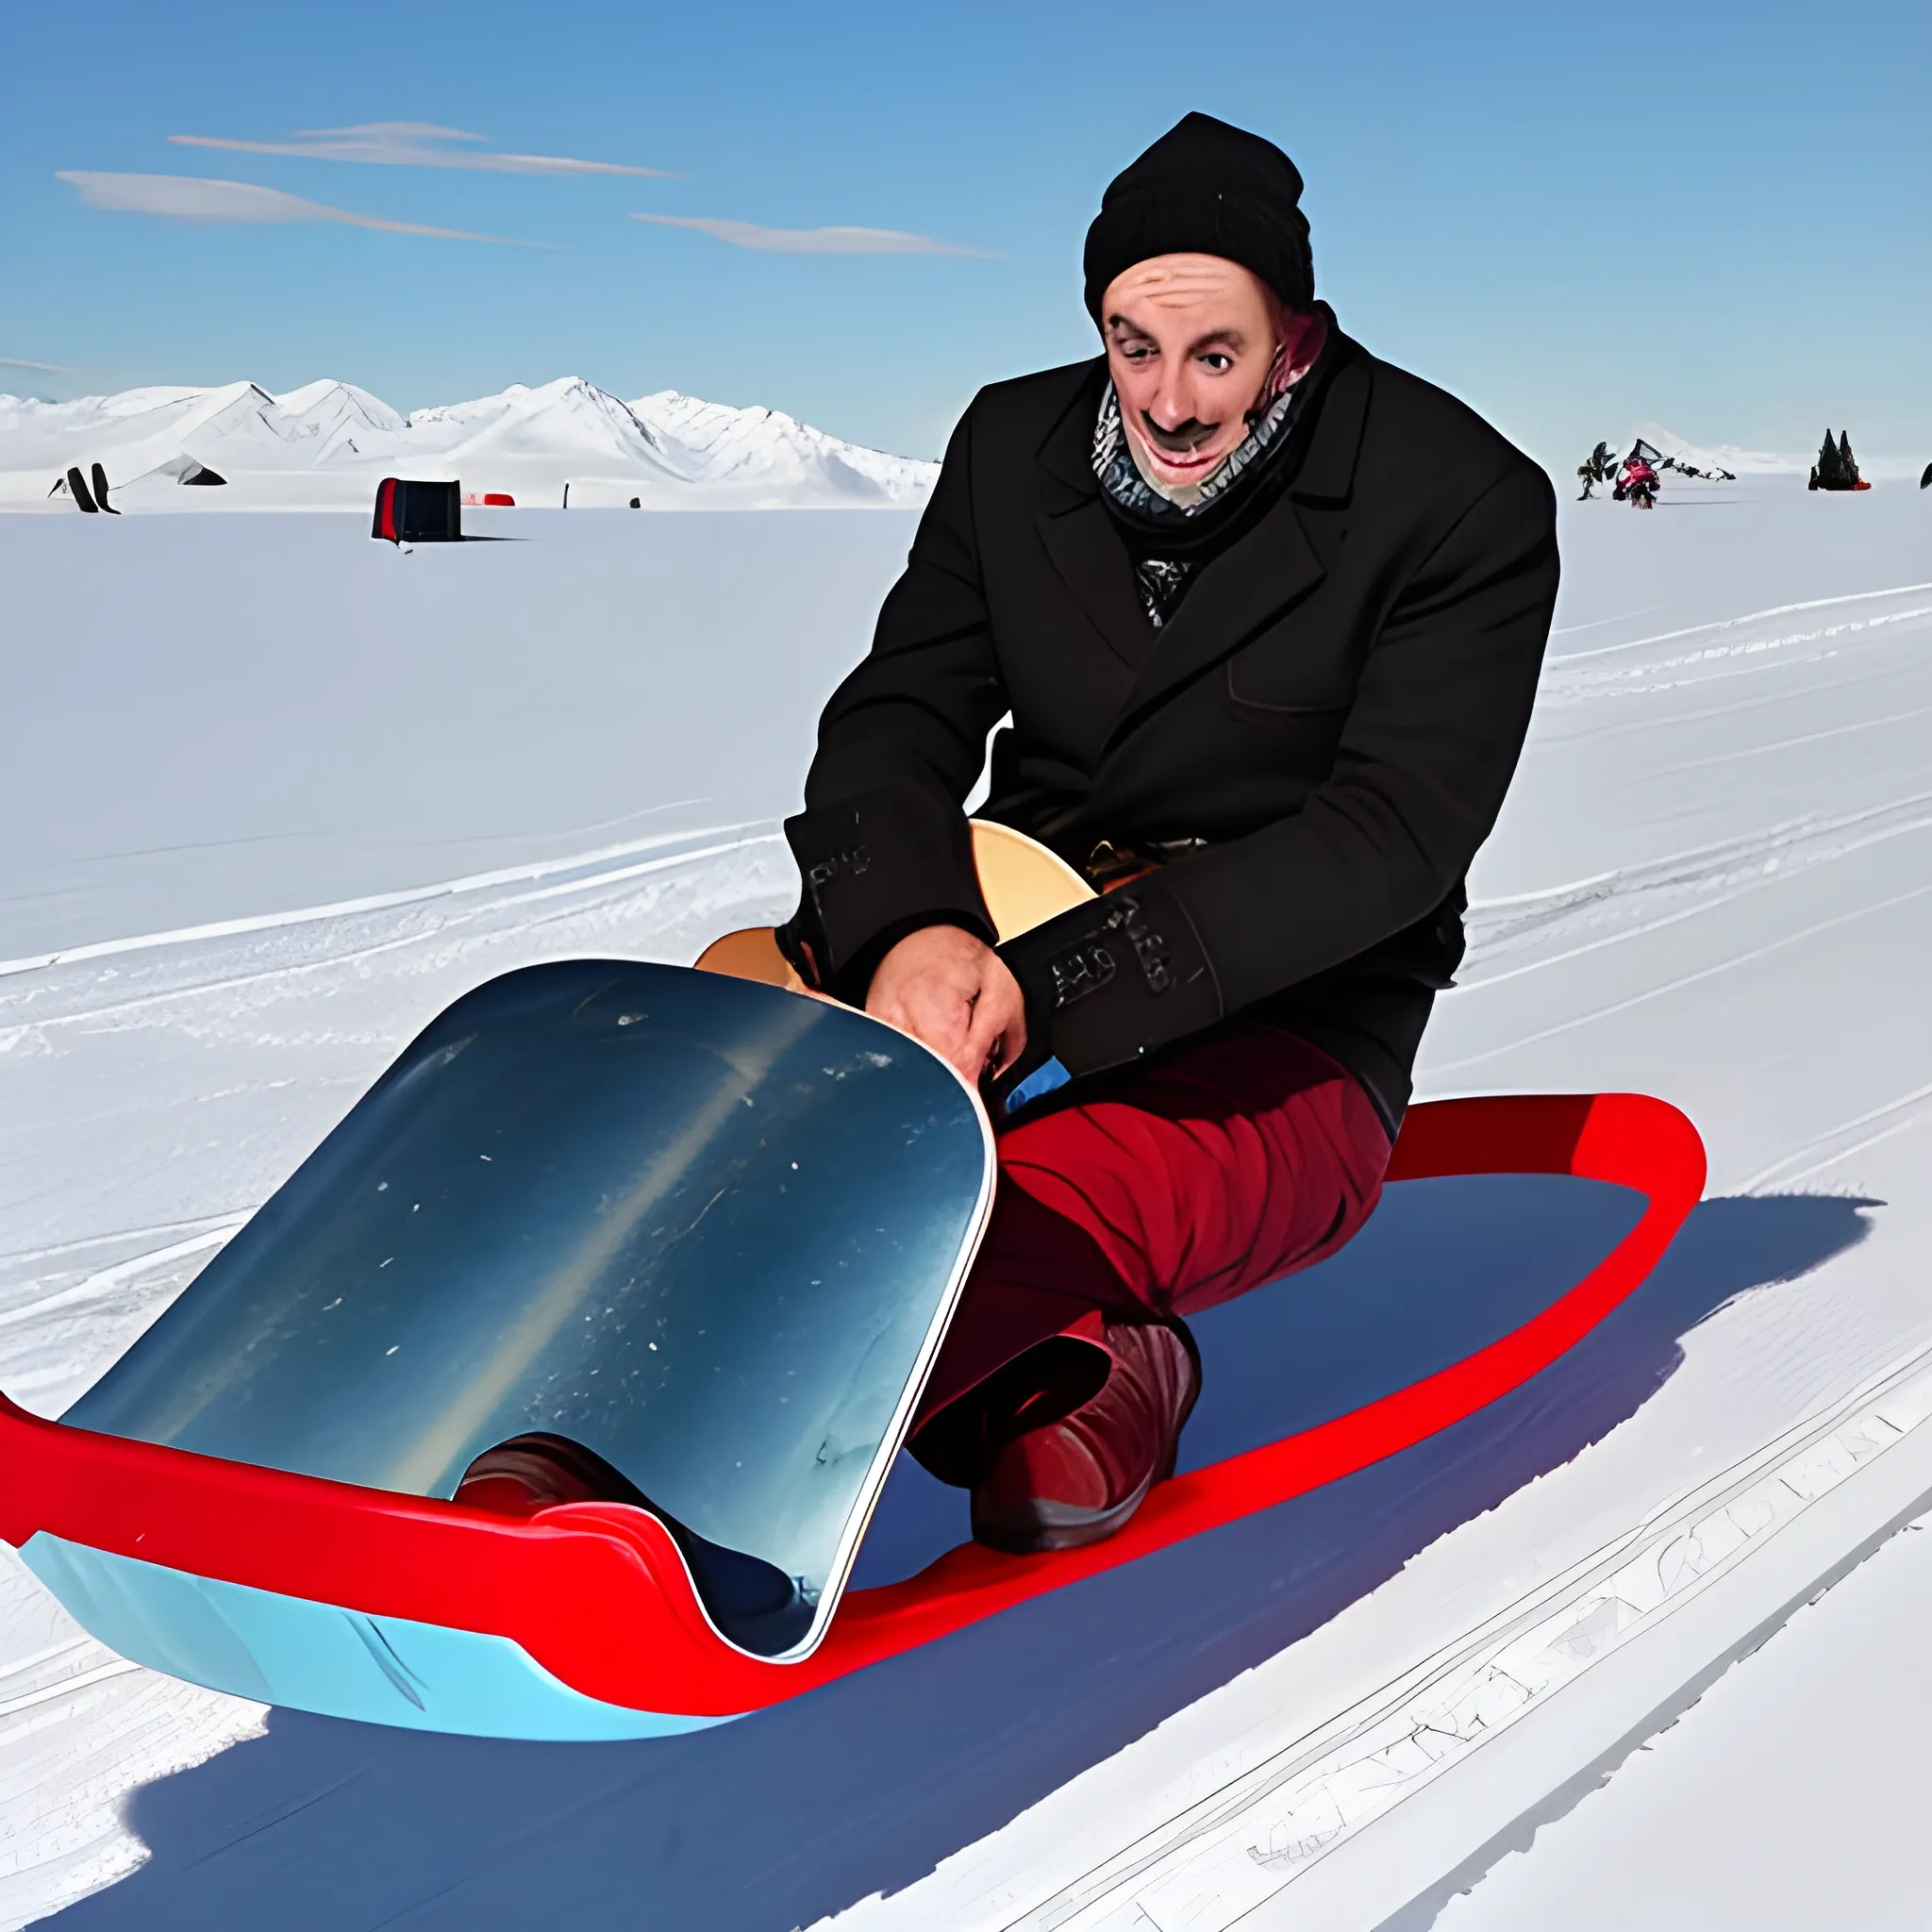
[0,378,936,512]
[2,507,915,960]
[1,471,1929,1928]
[1433,1502,1932,1930]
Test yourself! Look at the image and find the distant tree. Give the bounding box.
[1811,428,1842,491]
[1810,429,1865,491]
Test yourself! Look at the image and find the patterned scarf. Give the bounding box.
[1091,378,1301,528]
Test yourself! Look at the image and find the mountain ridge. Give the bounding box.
[0,376,937,509]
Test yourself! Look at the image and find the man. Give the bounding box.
[780,112,1558,1555]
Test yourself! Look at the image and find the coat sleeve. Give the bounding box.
[997,458,1559,1077]
[780,401,1012,996]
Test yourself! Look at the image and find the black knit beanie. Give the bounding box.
[1083,112,1314,322]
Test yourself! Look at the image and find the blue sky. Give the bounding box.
[2,0,1926,465]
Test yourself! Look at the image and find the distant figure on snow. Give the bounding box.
[1575,440,1617,500]
[1613,441,1661,509]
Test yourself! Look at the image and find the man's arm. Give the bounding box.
[999,459,1560,1077]
[782,400,1013,1007]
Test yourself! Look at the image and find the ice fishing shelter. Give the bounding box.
[372,477,461,543]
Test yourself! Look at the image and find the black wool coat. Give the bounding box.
[782,331,1559,1129]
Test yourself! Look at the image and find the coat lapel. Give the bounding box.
[1108,490,1325,737]
[1034,365,1153,670]
[1105,348,1374,744]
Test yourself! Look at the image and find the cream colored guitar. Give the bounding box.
[694,820,1093,990]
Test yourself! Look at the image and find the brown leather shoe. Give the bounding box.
[969,1317,1201,1555]
[453,1433,631,1516]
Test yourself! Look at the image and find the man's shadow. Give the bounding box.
[52,1180,1876,1932]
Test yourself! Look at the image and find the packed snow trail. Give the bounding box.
[0,479,1928,1928]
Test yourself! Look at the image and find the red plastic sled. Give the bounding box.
[0,1091,1703,1725]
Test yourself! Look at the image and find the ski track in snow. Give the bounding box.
[1538,588,1932,706]
[1545,580,1932,665]
[3,480,1931,1928]
[1442,873,1932,1074]
[932,1348,1932,1932]
[1462,791,1932,986]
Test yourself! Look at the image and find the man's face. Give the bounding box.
[1102,254,1282,486]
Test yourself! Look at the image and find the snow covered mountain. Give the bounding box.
[628,389,934,502]
[1622,422,1804,475]
[0,377,937,510]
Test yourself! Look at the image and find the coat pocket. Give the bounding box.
[1224,640,1358,714]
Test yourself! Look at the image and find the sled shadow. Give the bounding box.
[53,1183,1876,1932]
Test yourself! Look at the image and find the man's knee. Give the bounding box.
[989,1025,1391,1313]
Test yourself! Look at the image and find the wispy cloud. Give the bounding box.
[0,357,70,372]
[170,123,671,177]
[57,172,512,242]
[630,214,993,257]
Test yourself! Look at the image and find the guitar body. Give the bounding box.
[694,820,1093,989]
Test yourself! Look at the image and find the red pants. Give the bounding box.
[916,1024,1393,1425]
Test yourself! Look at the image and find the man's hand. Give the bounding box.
[867,924,1027,1089]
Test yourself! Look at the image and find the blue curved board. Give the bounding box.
[22,1532,721,1741]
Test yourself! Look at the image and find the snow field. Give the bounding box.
[0,507,917,961]
[0,475,1927,1925]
